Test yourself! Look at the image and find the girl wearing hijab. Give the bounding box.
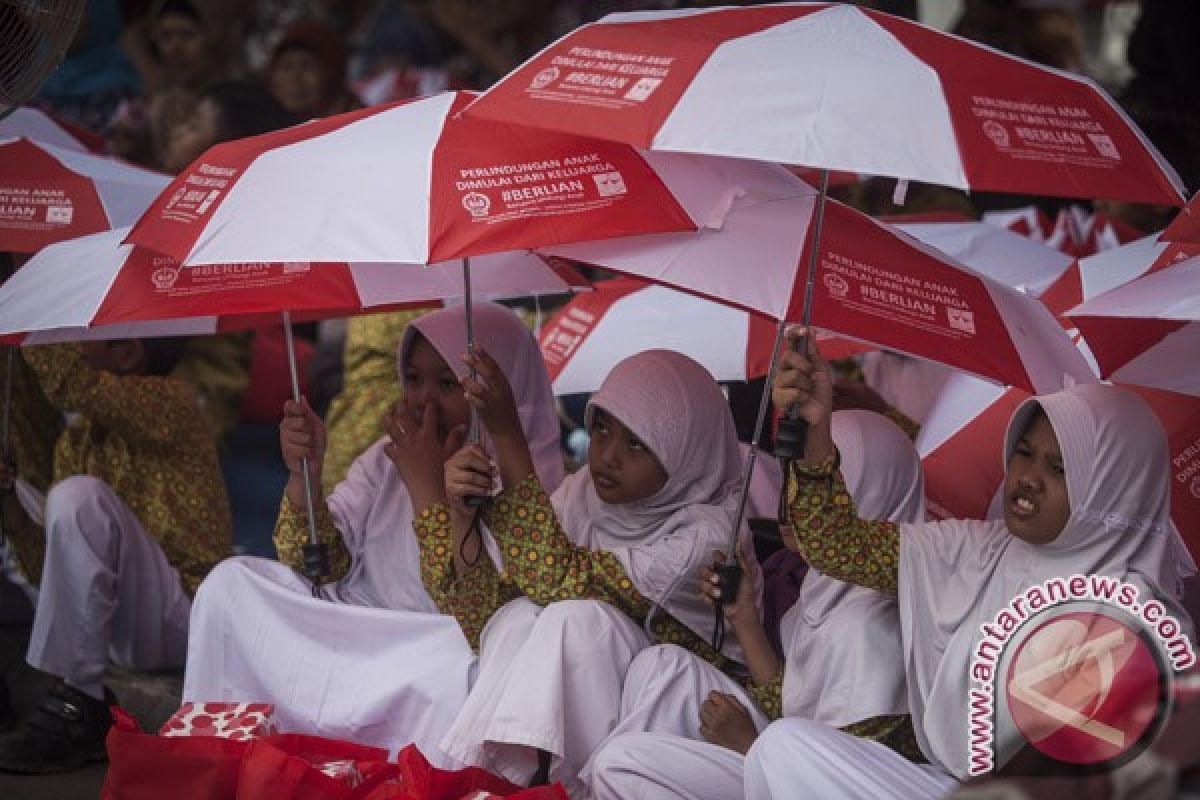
[183,303,564,764]
[586,410,926,800]
[744,328,1196,799]
[415,349,756,794]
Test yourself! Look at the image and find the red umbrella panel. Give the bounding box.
[465,3,1185,206]
[124,91,792,267]
[542,194,1095,395]
[0,227,588,344]
[1161,192,1200,246]
[0,137,169,252]
[539,276,867,395]
[918,373,1200,562]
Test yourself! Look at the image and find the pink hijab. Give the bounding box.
[551,350,750,655]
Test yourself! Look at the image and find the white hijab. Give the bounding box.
[781,410,925,727]
[897,383,1197,778]
[326,302,564,611]
[550,350,749,656]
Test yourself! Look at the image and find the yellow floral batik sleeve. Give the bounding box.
[747,672,784,721]
[485,474,734,672]
[412,504,521,651]
[272,494,352,581]
[785,452,901,595]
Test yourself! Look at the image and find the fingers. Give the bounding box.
[445,444,494,497]
[442,424,468,459]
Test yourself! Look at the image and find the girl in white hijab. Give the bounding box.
[587,410,925,800]
[183,303,564,765]
[744,328,1197,800]
[421,349,755,795]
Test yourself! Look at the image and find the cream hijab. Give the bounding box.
[327,302,563,610]
[781,410,925,726]
[897,383,1196,778]
[550,350,749,654]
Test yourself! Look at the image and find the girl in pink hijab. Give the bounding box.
[413,349,755,794]
[744,328,1196,799]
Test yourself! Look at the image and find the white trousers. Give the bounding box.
[25,476,192,700]
[744,718,958,800]
[583,644,769,799]
[591,733,745,800]
[440,597,650,796]
[183,556,475,764]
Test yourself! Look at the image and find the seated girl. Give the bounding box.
[415,349,756,793]
[587,409,927,800]
[743,328,1196,799]
[183,303,563,764]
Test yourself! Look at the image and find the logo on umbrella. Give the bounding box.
[152,266,181,290]
[983,120,1011,149]
[624,77,663,103]
[592,171,628,197]
[947,307,976,335]
[1087,133,1120,161]
[530,67,560,90]
[462,192,491,218]
[823,272,850,299]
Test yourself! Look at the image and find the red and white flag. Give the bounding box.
[0,137,169,252]
[466,3,1184,206]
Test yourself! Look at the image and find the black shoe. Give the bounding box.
[0,681,112,774]
[0,675,13,732]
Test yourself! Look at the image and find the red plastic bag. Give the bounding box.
[360,746,567,800]
[103,708,249,800]
[103,708,398,800]
[235,734,391,800]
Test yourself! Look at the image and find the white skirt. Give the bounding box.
[183,556,476,764]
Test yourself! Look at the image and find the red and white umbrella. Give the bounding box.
[0,137,169,252]
[0,106,103,154]
[0,227,588,344]
[895,220,1073,296]
[1161,192,1200,247]
[126,90,801,267]
[982,205,1143,258]
[540,222,1070,395]
[539,277,867,395]
[918,373,1200,561]
[465,3,1184,206]
[1067,253,1200,398]
[542,192,1094,395]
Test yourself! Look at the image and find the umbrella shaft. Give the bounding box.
[282,312,320,547]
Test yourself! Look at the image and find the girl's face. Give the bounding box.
[269,48,327,117]
[1004,411,1071,545]
[587,408,668,505]
[402,337,471,444]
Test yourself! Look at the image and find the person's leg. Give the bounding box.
[579,643,767,789]
[473,599,650,793]
[1,475,187,773]
[743,718,958,800]
[591,732,745,800]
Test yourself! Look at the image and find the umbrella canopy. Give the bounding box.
[983,205,1143,259]
[0,227,587,344]
[918,373,1200,561]
[1067,253,1200,397]
[0,106,100,153]
[0,137,169,252]
[125,90,802,267]
[542,192,1094,395]
[1161,192,1200,247]
[465,3,1184,206]
[539,277,867,395]
[541,222,1070,395]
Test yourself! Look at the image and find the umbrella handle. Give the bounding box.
[282,312,329,596]
[461,257,488,509]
